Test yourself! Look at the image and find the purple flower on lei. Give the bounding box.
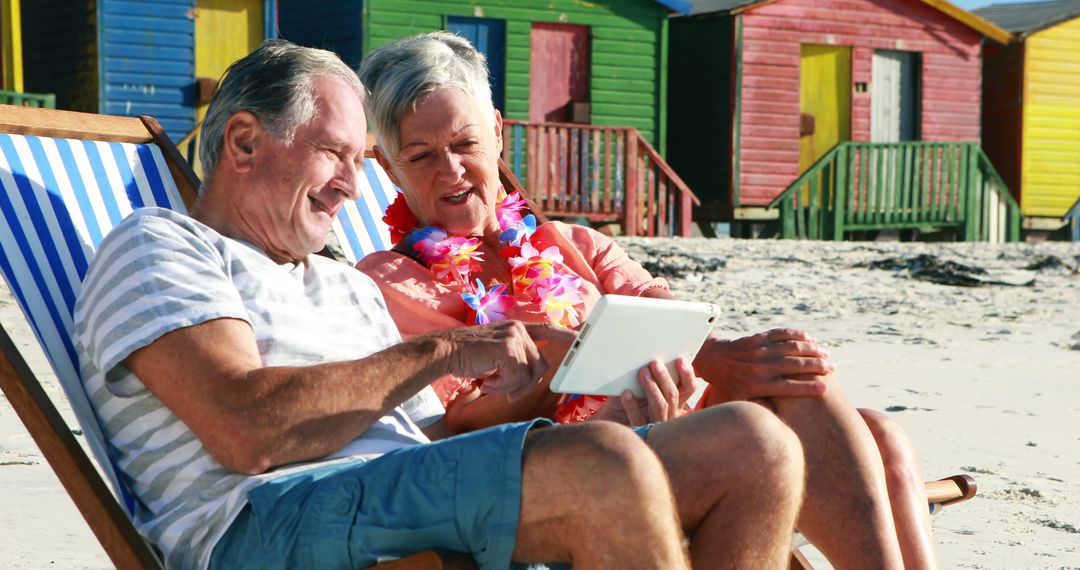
[462,279,513,325]
[498,213,537,247]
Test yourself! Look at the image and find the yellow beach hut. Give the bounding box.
[977,0,1080,229]
[1,0,21,92]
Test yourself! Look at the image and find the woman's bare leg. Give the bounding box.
[859,408,938,570]
[707,377,905,569]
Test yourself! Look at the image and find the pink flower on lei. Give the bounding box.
[407,227,483,287]
[532,272,584,328]
[495,190,529,229]
[508,241,563,294]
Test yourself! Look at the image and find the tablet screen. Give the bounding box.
[549,295,720,397]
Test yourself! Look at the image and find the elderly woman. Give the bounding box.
[356,32,937,569]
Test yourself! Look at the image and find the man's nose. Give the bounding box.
[335,160,361,200]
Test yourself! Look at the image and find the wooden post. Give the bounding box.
[808,168,820,239]
[680,189,692,237]
[964,146,979,241]
[833,145,848,240]
[603,129,613,214]
[624,130,639,236]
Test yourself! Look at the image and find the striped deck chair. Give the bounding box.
[0,105,472,570]
[332,156,400,264]
[0,105,197,568]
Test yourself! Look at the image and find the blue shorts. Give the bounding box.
[209,420,654,570]
[210,419,552,570]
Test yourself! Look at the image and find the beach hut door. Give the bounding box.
[194,0,265,125]
[448,17,506,112]
[871,50,920,142]
[799,44,851,173]
[529,23,590,123]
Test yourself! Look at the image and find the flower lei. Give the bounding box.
[383,188,586,328]
[383,189,604,424]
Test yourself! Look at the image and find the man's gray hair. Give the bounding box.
[199,39,364,185]
[359,32,494,155]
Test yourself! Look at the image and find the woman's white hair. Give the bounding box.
[359,31,495,155]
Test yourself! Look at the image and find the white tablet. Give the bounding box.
[549,295,720,398]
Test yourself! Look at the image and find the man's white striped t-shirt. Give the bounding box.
[73,208,444,570]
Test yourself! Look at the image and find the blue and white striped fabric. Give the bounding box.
[332,158,400,264]
[0,133,186,512]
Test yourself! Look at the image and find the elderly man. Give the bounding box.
[73,40,803,570]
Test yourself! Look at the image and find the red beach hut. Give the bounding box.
[668,0,1011,230]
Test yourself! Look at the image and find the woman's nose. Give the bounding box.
[437,150,465,180]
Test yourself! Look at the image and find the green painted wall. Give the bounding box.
[362,0,668,149]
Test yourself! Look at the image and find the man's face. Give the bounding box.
[246,77,366,262]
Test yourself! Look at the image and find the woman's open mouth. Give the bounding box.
[442,187,474,204]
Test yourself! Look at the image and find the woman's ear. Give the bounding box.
[493,109,504,155]
[372,145,402,188]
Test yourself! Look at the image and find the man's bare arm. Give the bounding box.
[126,318,547,474]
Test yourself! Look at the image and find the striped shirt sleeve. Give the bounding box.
[78,211,250,396]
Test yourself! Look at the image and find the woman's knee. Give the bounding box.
[859,408,922,483]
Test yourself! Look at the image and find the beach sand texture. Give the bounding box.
[1,238,1078,568]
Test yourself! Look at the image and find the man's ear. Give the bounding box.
[372,145,402,188]
[221,111,260,174]
[493,109,504,155]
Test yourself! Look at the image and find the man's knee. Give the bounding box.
[738,402,803,475]
[525,421,665,488]
[655,402,803,484]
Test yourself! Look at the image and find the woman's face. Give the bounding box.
[376,87,504,237]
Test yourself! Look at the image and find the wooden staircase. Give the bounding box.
[502,120,699,237]
[768,141,1021,242]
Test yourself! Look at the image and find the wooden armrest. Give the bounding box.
[925,474,977,507]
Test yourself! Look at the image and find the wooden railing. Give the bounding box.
[767,141,1021,242]
[502,120,700,237]
[0,89,55,109]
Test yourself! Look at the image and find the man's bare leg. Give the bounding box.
[769,377,905,569]
[860,408,938,570]
[648,402,805,569]
[512,422,690,569]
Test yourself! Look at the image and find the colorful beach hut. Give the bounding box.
[15,0,688,149]
[278,0,690,149]
[19,0,277,142]
[976,0,1080,227]
[276,0,700,237]
[667,0,1011,224]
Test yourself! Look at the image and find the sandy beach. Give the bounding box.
[1,237,1078,568]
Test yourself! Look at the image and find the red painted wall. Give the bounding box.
[736,0,983,206]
